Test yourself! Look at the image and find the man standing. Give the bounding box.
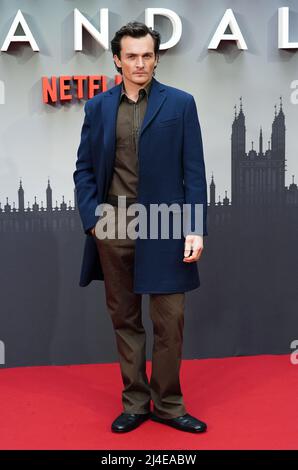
[73,22,208,433]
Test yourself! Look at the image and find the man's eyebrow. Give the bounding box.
[125,52,154,56]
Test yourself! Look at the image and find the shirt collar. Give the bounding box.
[120,78,153,102]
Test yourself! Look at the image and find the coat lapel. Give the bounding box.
[101,76,167,198]
[139,77,166,137]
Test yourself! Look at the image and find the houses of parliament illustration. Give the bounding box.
[0,97,297,233]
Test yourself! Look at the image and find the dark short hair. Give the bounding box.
[111,21,161,75]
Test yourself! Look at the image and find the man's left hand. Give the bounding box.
[183,234,204,262]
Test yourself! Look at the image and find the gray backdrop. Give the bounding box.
[0,0,297,367]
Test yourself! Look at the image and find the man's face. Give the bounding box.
[113,34,158,85]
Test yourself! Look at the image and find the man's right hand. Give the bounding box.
[90,226,96,236]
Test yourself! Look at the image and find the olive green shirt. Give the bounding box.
[106,78,153,204]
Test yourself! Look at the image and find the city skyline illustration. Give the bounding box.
[0,96,297,231]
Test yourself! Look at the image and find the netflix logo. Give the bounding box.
[42,74,122,103]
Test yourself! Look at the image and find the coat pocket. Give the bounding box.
[157,116,180,127]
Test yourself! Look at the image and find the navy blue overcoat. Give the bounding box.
[73,77,208,293]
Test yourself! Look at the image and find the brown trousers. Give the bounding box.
[93,205,187,419]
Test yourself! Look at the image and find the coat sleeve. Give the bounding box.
[73,101,99,235]
[182,94,208,236]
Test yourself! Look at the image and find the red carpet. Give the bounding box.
[0,354,297,450]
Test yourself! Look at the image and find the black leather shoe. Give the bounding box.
[111,412,150,433]
[150,412,207,433]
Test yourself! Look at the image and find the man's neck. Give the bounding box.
[122,76,153,101]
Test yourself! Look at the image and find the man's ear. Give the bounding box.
[113,53,121,68]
